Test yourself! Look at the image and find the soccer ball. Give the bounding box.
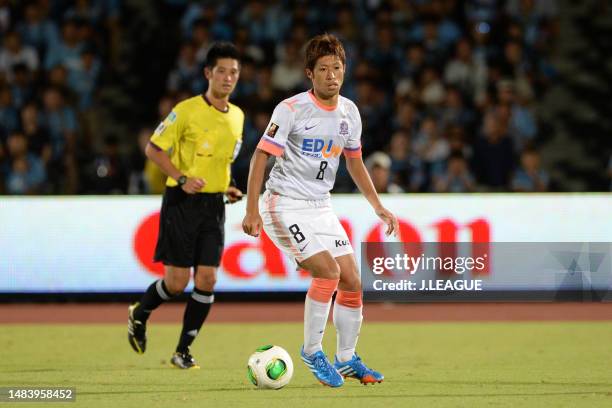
[247,345,294,390]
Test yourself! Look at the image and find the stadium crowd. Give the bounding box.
[0,0,563,195]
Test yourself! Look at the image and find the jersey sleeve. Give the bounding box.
[343,104,362,158]
[256,101,295,157]
[150,108,183,151]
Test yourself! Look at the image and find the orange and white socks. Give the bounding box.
[333,290,363,362]
[303,277,339,355]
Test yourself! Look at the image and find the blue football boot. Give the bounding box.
[334,353,384,385]
[300,347,344,387]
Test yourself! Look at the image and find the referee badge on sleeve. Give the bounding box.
[266,122,279,138]
[154,111,177,135]
[154,121,166,135]
[232,140,242,160]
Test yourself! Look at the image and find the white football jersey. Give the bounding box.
[257,91,362,200]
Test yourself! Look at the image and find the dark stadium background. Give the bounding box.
[1,0,610,197]
[0,1,610,305]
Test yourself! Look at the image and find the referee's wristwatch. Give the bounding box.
[177,175,187,186]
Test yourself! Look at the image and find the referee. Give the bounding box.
[128,43,244,369]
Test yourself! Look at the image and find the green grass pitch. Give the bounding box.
[1,322,612,407]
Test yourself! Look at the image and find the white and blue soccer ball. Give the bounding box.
[247,345,294,390]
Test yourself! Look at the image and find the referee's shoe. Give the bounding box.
[128,303,147,354]
[170,348,200,369]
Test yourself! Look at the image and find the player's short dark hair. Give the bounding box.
[304,33,346,71]
[204,42,240,69]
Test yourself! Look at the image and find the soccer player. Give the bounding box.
[242,34,398,387]
[128,43,244,369]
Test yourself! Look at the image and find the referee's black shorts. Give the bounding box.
[154,186,225,268]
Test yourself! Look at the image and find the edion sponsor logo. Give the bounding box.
[301,138,342,158]
[133,214,490,278]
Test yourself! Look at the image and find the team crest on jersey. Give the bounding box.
[266,122,279,138]
[339,120,349,135]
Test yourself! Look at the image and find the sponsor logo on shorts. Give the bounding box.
[266,122,279,137]
[335,239,349,247]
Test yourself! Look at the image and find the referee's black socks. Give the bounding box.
[135,279,173,322]
[176,288,214,353]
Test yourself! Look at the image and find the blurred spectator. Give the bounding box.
[443,38,487,100]
[418,66,445,107]
[0,31,39,81]
[167,42,205,94]
[233,26,265,63]
[17,2,60,56]
[506,0,559,48]
[398,43,426,81]
[438,86,476,130]
[497,80,537,151]
[472,112,515,189]
[365,25,402,69]
[48,65,70,93]
[21,102,52,167]
[85,135,128,194]
[67,45,102,111]
[387,129,424,192]
[272,41,304,93]
[233,56,258,105]
[413,116,450,173]
[365,151,405,194]
[191,19,213,64]
[355,78,389,153]
[4,132,46,194]
[42,86,78,159]
[44,19,84,70]
[237,0,270,46]
[128,127,166,194]
[447,125,472,159]
[233,110,270,192]
[434,152,476,192]
[0,0,10,35]
[157,94,175,120]
[0,0,564,195]
[420,17,449,65]
[181,2,232,41]
[0,86,19,138]
[10,64,35,109]
[512,148,549,192]
[392,99,419,134]
[64,0,103,26]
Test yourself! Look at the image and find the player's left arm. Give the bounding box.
[346,156,398,237]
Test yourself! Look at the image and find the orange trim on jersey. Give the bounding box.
[308,90,337,111]
[257,138,284,157]
[336,290,362,308]
[282,99,298,112]
[343,146,362,158]
[307,278,339,303]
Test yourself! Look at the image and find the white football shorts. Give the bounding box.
[260,190,354,263]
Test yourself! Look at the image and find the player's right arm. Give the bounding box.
[242,101,294,237]
[242,148,270,237]
[146,108,204,194]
